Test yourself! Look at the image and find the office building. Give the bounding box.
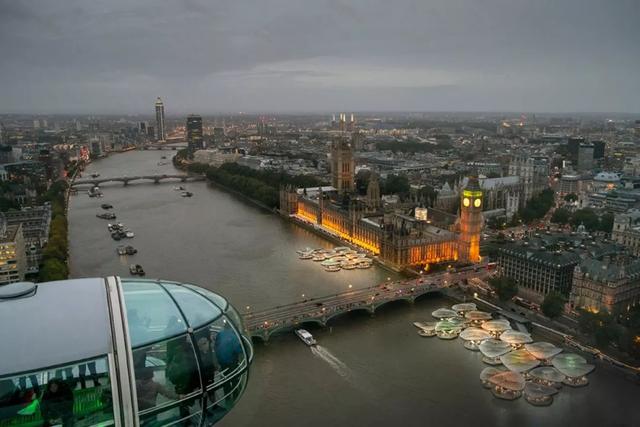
[187,114,204,156]
[577,143,594,172]
[571,258,640,314]
[4,204,51,274]
[0,220,26,285]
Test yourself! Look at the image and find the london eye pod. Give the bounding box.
[0,277,253,426]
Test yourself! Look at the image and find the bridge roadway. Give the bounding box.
[244,266,491,341]
[71,174,205,187]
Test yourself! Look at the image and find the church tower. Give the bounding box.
[458,175,483,263]
[330,113,355,194]
[366,173,381,211]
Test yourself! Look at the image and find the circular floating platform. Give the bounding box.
[563,376,589,387]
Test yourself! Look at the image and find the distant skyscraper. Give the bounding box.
[577,143,594,171]
[33,119,40,129]
[186,114,203,156]
[155,97,166,142]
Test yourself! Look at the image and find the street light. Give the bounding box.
[246,305,251,311]
[348,284,353,289]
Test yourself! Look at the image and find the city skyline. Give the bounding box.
[1,0,639,115]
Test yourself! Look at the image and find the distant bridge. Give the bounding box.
[71,174,205,187]
[244,267,491,342]
[143,142,187,151]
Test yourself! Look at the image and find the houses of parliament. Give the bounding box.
[280,115,482,270]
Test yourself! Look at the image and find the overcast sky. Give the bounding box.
[1,0,638,114]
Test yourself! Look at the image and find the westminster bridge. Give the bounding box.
[244,266,492,341]
[71,174,205,187]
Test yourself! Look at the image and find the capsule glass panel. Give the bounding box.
[0,356,114,426]
[123,281,188,347]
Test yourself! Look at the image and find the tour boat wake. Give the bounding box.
[311,345,355,382]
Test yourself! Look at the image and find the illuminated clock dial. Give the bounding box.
[463,197,470,207]
[474,198,482,208]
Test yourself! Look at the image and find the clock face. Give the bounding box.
[474,198,482,208]
[463,197,470,207]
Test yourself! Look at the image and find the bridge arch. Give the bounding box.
[372,297,414,312]
[324,306,374,325]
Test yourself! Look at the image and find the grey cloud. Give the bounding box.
[0,0,638,113]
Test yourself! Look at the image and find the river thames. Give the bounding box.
[69,151,640,426]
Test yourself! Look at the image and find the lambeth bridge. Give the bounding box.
[71,174,205,187]
[244,266,491,341]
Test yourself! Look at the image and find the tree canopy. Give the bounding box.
[489,276,518,301]
[541,291,565,318]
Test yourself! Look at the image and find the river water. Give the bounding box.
[69,151,640,426]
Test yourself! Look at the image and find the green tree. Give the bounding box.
[598,213,614,233]
[39,258,69,282]
[382,174,410,196]
[489,276,518,301]
[541,291,565,318]
[520,189,554,224]
[564,193,578,202]
[571,209,600,231]
[551,208,571,225]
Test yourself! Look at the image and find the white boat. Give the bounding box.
[312,255,326,262]
[299,253,313,260]
[324,265,341,272]
[356,262,372,269]
[295,329,317,346]
[296,247,313,255]
[125,231,135,238]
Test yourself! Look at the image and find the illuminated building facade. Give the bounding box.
[154,97,166,142]
[280,176,484,269]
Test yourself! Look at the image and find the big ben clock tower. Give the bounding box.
[458,175,483,263]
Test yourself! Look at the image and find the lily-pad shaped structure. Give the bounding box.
[500,349,540,373]
[481,319,512,337]
[479,367,504,388]
[488,371,525,400]
[552,353,595,387]
[528,366,566,388]
[432,308,458,319]
[413,321,436,331]
[452,303,476,314]
[459,327,491,350]
[524,342,562,362]
[524,382,558,406]
[500,330,533,348]
[465,310,493,325]
[434,319,462,339]
[479,339,512,365]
